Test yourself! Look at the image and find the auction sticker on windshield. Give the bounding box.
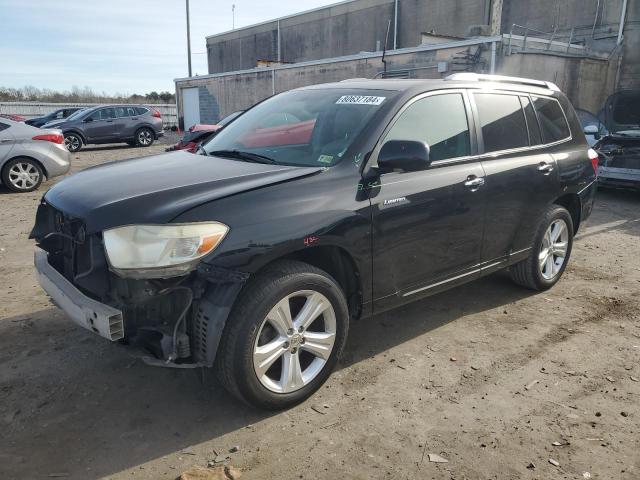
[336,95,386,105]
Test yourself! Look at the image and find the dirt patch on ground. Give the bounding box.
[1,142,639,479]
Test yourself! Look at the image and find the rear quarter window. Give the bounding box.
[135,107,149,115]
[532,96,571,143]
[0,122,9,132]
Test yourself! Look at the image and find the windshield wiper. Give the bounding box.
[208,149,277,164]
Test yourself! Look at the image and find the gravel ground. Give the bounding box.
[1,141,639,480]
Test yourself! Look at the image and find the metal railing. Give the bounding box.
[507,24,586,55]
[0,101,178,128]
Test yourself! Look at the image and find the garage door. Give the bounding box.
[182,87,200,130]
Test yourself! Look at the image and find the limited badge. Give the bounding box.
[336,95,385,105]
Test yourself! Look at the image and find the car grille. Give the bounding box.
[33,202,110,298]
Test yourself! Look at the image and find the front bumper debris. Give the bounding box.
[34,247,124,341]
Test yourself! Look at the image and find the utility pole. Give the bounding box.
[232,4,236,30]
[186,0,192,77]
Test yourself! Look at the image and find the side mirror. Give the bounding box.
[584,125,598,135]
[83,117,93,123]
[377,140,431,173]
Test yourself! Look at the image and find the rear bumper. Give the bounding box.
[34,247,124,341]
[597,166,640,189]
[44,143,71,177]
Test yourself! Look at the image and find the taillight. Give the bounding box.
[32,133,63,144]
[152,109,161,118]
[588,148,599,175]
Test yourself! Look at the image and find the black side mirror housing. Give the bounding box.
[377,140,431,173]
[83,117,93,122]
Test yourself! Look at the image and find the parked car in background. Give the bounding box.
[31,74,596,409]
[166,111,243,153]
[43,104,163,152]
[0,113,26,122]
[25,107,84,128]
[576,108,608,146]
[593,90,640,190]
[0,118,70,192]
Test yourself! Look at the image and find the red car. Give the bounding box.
[167,111,243,153]
[0,113,26,122]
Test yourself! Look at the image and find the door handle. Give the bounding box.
[0,139,12,144]
[538,162,554,174]
[464,176,485,189]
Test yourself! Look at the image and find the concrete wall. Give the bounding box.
[498,51,617,113]
[179,41,492,127]
[206,0,489,74]
[618,0,640,89]
[500,0,623,32]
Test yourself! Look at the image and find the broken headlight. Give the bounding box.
[103,222,228,278]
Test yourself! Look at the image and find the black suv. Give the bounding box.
[25,107,84,128]
[31,74,597,409]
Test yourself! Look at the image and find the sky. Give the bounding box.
[0,0,334,95]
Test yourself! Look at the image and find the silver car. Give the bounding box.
[0,118,70,193]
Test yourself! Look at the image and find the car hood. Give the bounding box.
[43,150,323,233]
[604,90,640,134]
[42,119,67,129]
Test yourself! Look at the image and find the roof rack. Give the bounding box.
[445,73,560,92]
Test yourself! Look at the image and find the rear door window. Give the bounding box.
[0,122,9,132]
[90,108,116,121]
[384,93,471,161]
[532,96,570,143]
[474,93,529,153]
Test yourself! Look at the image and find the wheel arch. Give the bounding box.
[251,245,364,321]
[135,124,157,138]
[553,193,582,234]
[62,129,86,145]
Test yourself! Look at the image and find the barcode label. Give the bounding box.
[336,95,386,105]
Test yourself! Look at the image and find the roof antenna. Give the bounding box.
[381,19,391,77]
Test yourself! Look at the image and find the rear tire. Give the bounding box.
[135,128,154,147]
[2,157,44,193]
[510,205,574,291]
[64,133,82,152]
[216,260,349,410]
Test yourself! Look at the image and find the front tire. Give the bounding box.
[2,157,44,193]
[135,128,154,147]
[216,260,349,410]
[64,133,82,152]
[510,205,574,291]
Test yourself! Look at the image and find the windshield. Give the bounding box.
[218,110,243,127]
[203,89,394,166]
[66,108,88,121]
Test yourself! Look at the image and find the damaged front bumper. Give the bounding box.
[35,248,125,341]
[34,243,247,369]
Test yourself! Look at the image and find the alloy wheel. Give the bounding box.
[253,290,336,393]
[138,130,153,146]
[64,135,80,151]
[8,162,40,190]
[539,219,569,280]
